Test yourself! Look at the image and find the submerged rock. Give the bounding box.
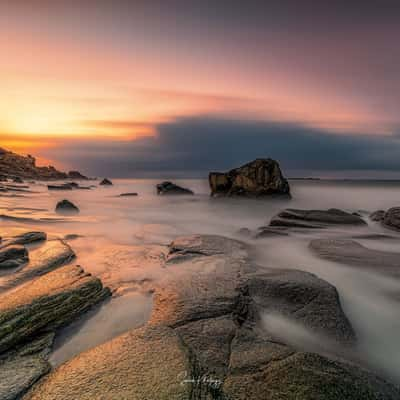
[310,239,400,277]
[99,178,113,186]
[270,208,366,228]
[0,245,28,269]
[209,158,290,197]
[24,235,399,399]
[55,200,79,214]
[156,181,194,195]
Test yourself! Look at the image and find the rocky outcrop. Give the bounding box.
[0,245,28,269]
[99,178,113,186]
[0,264,110,400]
[209,158,290,197]
[156,181,194,195]
[0,148,87,181]
[8,232,47,246]
[23,235,400,400]
[0,239,75,292]
[270,208,366,228]
[382,207,400,231]
[55,200,79,214]
[370,210,385,222]
[310,239,400,277]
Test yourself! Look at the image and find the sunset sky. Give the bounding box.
[1,1,400,177]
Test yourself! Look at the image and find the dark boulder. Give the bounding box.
[99,178,113,186]
[270,208,366,229]
[0,245,28,269]
[209,158,290,197]
[382,207,400,231]
[156,181,194,195]
[370,210,385,222]
[13,177,24,184]
[10,231,47,245]
[55,200,80,214]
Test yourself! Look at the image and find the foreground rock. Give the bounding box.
[156,181,194,195]
[310,239,400,277]
[209,158,290,197]
[24,235,400,399]
[0,240,75,292]
[99,178,113,186]
[0,264,110,400]
[270,208,366,229]
[55,200,79,214]
[0,148,87,181]
[0,245,28,269]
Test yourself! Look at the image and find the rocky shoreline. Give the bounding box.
[0,226,399,399]
[0,148,88,181]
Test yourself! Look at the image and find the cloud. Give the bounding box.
[37,116,400,178]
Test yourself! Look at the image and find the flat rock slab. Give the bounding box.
[0,240,75,291]
[0,264,110,354]
[310,238,400,277]
[270,208,366,229]
[0,355,50,400]
[24,326,190,400]
[24,235,400,399]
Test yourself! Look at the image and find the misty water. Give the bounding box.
[2,179,400,382]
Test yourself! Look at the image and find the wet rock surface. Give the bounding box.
[0,246,28,269]
[156,181,194,195]
[209,158,290,197]
[310,238,400,277]
[23,235,400,400]
[0,230,111,400]
[270,208,367,229]
[0,239,75,292]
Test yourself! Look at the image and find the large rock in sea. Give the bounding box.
[24,235,400,400]
[209,158,290,197]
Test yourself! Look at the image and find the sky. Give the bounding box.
[1,1,400,177]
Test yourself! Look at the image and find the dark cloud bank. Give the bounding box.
[48,117,400,179]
